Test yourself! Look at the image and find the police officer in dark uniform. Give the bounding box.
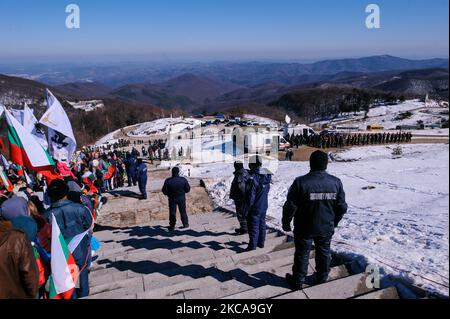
[162,167,191,231]
[135,158,148,200]
[245,155,272,251]
[283,151,348,290]
[124,153,137,187]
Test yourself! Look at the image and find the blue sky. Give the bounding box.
[0,0,448,62]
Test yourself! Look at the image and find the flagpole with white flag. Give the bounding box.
[23,103,48,150]
[40,89,77,161]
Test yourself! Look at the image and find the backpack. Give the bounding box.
[230,170,250,201]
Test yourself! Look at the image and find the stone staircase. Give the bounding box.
[86,211,401,299]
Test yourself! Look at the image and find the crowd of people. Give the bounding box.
[286,131,413,149]
[2,123,408,300]
[0,142,156,299]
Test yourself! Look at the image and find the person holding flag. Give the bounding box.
[44,179,93,299]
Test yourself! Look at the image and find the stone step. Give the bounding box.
[89,235,288,287]
[95,215,239,242]
[95,217,245,251]
[223,264,349,299]
[94,212,237,239]
[355,287,399,299]
[88,240,296,298]
[135,252,300,299]
[276,273,372,299]
[184,256,298,299]
[91,231,281,276]
[95,227,274,261]
[142,253,298,300]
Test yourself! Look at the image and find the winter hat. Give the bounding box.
[249,155,262,170]
[67,181,82,193]
[12,216,37,241]
[48,179,69,202]
[172,167,180,177]
[234,161,244,170]
[310,151,329,171]
[0,196,29,221]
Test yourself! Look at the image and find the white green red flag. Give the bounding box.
[0,165,13,192]
[2,106,61,182]
[48,214,79,299]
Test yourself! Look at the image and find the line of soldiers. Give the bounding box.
[287,131,413,149]
[133,140,147,145]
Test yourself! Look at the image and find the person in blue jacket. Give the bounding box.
[43,179,93,299]
[162,167,191,231]
[135,159,148,200]
[124,153,137,187]
[245,155,272,251]
[282,150,348,290]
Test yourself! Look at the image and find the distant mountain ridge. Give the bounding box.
[1,55,447,88]
[55,81,112,99]
[109,73,241,109]
[1,55,448,117]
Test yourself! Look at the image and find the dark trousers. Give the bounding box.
[234,201,248,231]
[292,235,332,284]
[71,250,91,299]
[246,209,267,250]
[169,199,189,227]
[138,179,147,199]
[127,171,137,186]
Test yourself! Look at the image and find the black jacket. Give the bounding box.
[282,170,347,238]
[230,168,251,202]
[162,174,191,202]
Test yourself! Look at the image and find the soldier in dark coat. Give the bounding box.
[245,156,272,251]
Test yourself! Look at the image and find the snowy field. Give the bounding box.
[185,144,449,295]
[243,114,280,127]
[128,117,202,137]
[311,99,449,132]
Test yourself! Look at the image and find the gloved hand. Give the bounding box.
[282,224,292,232]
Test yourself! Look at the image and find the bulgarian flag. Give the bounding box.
[2,106,61,182]
[0,165,13,192]
[48,214,79,299]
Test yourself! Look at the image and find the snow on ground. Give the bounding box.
[68,100,104,112]
[366,100,425,117]
[96,129,121,145]
[311,99,449,133]
[410,128,449,137]
[128,117,202,137]
[243,114,280,127]
[187,144,449,295]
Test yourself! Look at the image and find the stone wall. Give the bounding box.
[97,186,214,228]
